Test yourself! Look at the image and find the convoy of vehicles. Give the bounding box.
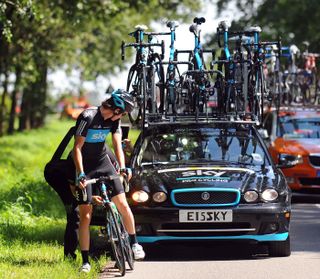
[80,17,320,262]
[117,18,299,258]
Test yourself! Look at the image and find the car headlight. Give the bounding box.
[152,192,167,203]
[261,189,278,201]
[244,190,259,202]
[132,190,149,203]
[279,153,303,166]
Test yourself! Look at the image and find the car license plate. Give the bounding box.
[179,210,232,223]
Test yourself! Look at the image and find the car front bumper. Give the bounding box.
[132,203,291,244]
[283,165,320,191]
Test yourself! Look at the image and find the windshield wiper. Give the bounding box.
[228,161,254,166]
[141,161,170,166]
[183,159,230,165]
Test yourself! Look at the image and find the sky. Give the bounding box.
[47,1,237,106]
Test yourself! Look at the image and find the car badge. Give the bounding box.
[201,192,210,201]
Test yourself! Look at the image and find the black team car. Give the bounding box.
[127,122,292,257]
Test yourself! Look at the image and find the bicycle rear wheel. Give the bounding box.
[106,203,126,276]
[149,54,165,114]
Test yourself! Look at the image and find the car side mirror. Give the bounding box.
[276,154,301,168]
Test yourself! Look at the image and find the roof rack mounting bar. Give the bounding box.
[145,119,257,126]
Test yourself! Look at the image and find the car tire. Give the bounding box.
[268,236,291,257]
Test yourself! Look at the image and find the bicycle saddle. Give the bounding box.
[166,20,179,29]
[189,23,200,34]
[193,17,206,25]
[218,20,231,30]
[290,44,300,55]
[302,41,310,47]
[134,24,148,31]
[244,26,262,33]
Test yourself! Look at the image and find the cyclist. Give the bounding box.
[67,89,145,273]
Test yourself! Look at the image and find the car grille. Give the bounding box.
[171,188,240,207]
[158,222,254,237]
[299,177,320,186]
[309,155,320,167]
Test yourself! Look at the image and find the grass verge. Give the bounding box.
[0,115,139,278]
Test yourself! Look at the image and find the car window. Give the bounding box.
[137,127,269,167]
[279,117,320,139]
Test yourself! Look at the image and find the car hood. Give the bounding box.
[274,138,320,155]
[133,165,281,193]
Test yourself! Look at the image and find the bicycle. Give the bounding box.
[264,42,283,111]
[161,20,182,115]
[240,27,279,124]
[177,17,216,119]
[121,25,165,127]
[300,41,320,104]
[85,174,134,276]
[242,26,266,125]
[282,44,303,105]
[216,21,251,121]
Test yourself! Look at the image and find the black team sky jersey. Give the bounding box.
[75,106,122,159]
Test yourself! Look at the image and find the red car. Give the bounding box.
[263,107,320,192]
[61,96,90,120]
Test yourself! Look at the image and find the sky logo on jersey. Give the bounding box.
[85,129,110,143]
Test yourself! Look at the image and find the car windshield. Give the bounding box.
[137,126,269,167]
[279,117,320,139]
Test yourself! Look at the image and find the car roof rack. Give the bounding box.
[143,113,257,127]
[269,104,320,113]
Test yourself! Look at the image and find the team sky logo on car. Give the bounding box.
[178,169,229,183]
[158,167,254,183]
[85,129,110,143]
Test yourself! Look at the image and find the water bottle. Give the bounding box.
[101,183,109,202]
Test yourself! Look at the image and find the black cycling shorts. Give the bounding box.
[67,153,124,205]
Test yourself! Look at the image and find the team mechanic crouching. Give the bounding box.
[67,89,145,273]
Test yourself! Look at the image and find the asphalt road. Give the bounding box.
[100,195,320,279]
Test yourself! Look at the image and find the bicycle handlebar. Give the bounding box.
[175,49,214,56]
[85,175,120,186]
[302,52,320,57]
[175,49,193,54]
[161,61,193,66]
[145,31,171,36]
[183,69,225,78]
[211,59,252,65]
[121,40,165,60]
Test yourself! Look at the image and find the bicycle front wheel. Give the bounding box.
[106,203,126,276]
[118,218,134,270]
[127,65,143,127]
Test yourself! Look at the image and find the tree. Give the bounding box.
[214,0,320,49]
[0,0,203,135]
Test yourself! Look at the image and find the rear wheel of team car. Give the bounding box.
[268,236,291,257]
